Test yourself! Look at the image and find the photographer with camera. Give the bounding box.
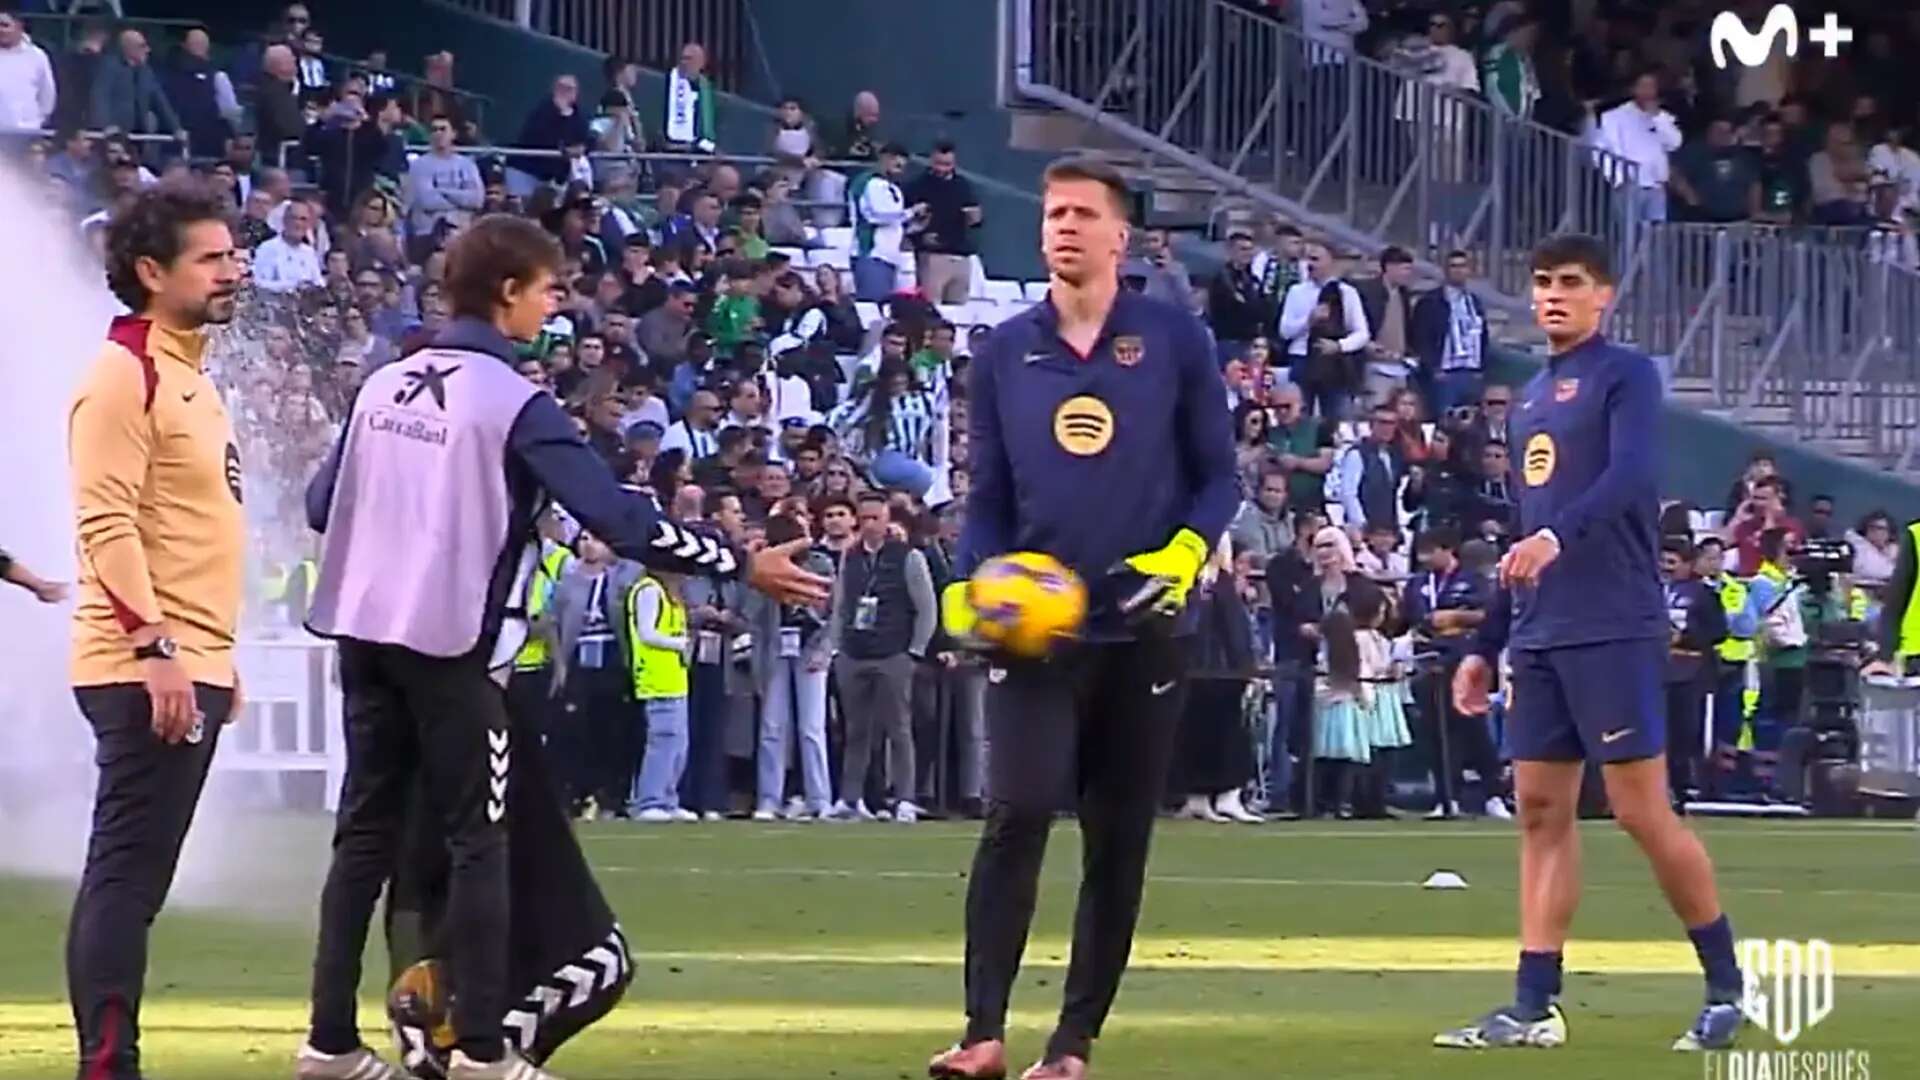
[1401,527,1508,819]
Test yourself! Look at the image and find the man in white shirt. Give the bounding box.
[1868,123,1920,220]
[0,12,56,134]
[1594,70,1684,223]
[1277,240,1370,420]
[849,143,910,301]
[252,198,324,293]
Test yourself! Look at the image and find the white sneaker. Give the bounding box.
[447,1047,564,1079]
[295,1043,401,1080]
[1178,794,1228,822]
[853,799,878,821]
[894,801,922,824]
[701,811,724,823]
[1484,797,1514,821]
[750,807,777,822]
[671,808,700,823]
[782,796,809,821]
[1215,789,1265,824]
[1425,801,1461,820]
[634,808,673,823]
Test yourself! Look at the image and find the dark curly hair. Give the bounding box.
[104,182,233,312]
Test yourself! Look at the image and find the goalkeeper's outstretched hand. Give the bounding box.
[1115,528,1210,621]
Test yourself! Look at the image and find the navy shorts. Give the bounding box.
[1506,637,1667,763]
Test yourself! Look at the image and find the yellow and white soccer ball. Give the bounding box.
[968,551,1087,658]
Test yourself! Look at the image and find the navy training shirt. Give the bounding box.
[1506,333,1668,650]
[956,289,1240,641]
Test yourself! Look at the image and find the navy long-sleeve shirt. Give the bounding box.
[956,290,1240,640]
[307,318,736,578]
[1505,334,1667,650]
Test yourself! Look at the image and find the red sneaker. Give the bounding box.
[928,1039,1008,1079]
[1020,1056,1088,1080]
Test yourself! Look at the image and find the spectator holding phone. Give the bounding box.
[1727,476,1804,576]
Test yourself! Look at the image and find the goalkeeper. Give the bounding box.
[926,157,1238,1080]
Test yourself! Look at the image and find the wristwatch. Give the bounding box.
[133,636,178,662]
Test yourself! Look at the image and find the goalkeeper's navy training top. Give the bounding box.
[956,289,1239,641]
[1501,333,1668,651]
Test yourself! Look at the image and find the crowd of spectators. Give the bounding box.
[1226,0,1920,261]
[2,1,1905,822]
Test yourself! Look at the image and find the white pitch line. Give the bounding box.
[594,864,1920,898]
[582,822,1917,843]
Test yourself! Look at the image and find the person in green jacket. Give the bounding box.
[706,262,762,353]
[1480,12,1540,120]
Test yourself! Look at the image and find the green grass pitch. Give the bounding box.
[0,816,1914,1078]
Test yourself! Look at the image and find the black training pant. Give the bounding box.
[962,636,1185,1064]
[1412,665,1502,808]
[1666,679,1708,802]
[1173,677,1254,796]
[386,674,631,1073]
[567,664,635,814]
[67,682,231,1080]
[308,642,511,1061]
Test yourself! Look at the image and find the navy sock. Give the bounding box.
[1688,914,1743,1002]
[1515,950,1563,1018]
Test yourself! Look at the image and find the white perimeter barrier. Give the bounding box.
[222,635,344,811]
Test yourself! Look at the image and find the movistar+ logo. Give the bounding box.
[1709,5,1853,70]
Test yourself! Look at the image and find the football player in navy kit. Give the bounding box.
[1434,234,1744,1053]
[926,158,1238,1080]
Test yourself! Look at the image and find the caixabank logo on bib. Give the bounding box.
[1700,940,1870,1080]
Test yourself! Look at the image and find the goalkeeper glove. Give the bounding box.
[941,581,983,647]
[1115,528,1210,621]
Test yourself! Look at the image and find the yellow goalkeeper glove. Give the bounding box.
[1117,528,1210,619]
[941,581,981,645]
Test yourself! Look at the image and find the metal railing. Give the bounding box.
[1610,223,1920,470]
[436,0,750,90]
[1010,0,1640,313]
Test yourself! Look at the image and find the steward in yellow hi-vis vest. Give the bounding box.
[627,574,690,701]
[514,542,575,673]
[1880,521,1920,675]
[627,572,696,821]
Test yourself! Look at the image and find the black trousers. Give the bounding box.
[1412,665,1503,808]
[962,636,1185,1064]
[566,664,635,814]
[308,641,511,1061]
[385,674,631,1073]
[1665,678,1709,801]
[1173,677,1254,796]
[68,682,232,1080]
[505,666,567,804]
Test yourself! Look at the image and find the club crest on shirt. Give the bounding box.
[1522,432,1556,487]
[1554,378,1580,403]
[1053,395,1115,456]
[1112,335,1144,367]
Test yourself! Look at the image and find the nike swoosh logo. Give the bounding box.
[1600,728,1635,744]
[1024,351,1050,364]
[1151,681,1176,695]
[182,391,198,402]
